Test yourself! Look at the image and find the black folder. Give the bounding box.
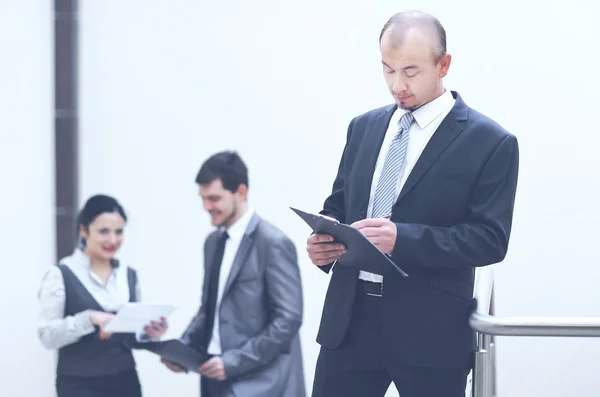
[127,339,209,373]
[290,207,409,277]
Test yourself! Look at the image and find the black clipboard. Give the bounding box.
[291,207,409,277]
[127,339,209,373]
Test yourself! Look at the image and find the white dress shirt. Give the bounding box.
[207,207,255,355]
[359,90,456,283]
[38,249,141,350]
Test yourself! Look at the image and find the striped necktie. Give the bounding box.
[371,112,415,218]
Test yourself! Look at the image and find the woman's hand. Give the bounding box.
[144,317,168,340]
[89,310,116,340]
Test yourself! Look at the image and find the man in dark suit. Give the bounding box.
[306,10,519,397]
[163,151,305,397]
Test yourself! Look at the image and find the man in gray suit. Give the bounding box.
[163,151,305,397]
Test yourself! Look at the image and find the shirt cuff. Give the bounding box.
[74,310,96,335]
[135,329,152,342]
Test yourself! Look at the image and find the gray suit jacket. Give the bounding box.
[181,213,305,397]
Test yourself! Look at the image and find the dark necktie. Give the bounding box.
[204,230,229,348]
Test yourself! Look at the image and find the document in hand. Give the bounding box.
[290,207,409,277]
[127,339,209,373]
[103,303,177,333]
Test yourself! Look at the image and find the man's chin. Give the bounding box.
[211,217,227,227]
[397,101,416,111]
[394,96,418,111]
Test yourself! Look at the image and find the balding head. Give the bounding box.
[379,11,447,62]
[378,11,451,110]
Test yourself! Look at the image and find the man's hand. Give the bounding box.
[351,218,397,254]
[306,234,347,266]
[199,356,226,381]
[144,317,168,340]
[161,358,188,373]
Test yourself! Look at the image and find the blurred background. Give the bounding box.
[1,0,599,396]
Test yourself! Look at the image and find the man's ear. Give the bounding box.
[236,184,248,200]
[438,53,451,78]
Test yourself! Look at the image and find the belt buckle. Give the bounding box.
[366,281,383,297]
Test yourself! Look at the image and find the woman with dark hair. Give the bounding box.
[37,194,168,397]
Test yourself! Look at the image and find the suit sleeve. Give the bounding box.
[316,118,355,274]
[320,118,354,224]
[392,134,519,269]
[221,236,303,379]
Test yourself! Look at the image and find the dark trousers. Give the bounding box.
[201,376,231,397]
[312,281,469,397]
[202,377,217,397]
[56,369,142,397]
[200,353,229,397]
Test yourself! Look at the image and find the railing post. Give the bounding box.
[489,289,496,397]
[483,334,494,397]
[473,344,489,397]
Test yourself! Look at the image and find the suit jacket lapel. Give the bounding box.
[221,214,260,299]
[395,92,469,204]
[355,105,397,212]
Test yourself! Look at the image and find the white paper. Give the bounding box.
[103,303,177,333]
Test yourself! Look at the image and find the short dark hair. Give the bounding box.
[379,11,447,61]
[195,151,248,193]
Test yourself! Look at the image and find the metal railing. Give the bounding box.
[469,266,600,397]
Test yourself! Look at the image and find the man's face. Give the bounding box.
[199,178,243,227]
[380,26,451,110]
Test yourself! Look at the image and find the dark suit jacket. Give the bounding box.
[181,213,305,397]
[316,91,519,370]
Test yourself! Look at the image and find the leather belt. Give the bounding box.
[358,280,383,297]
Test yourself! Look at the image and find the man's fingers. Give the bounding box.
[199,358,224,379]
[203,368,221,378]
[357,227,382,237]
[308,246,346,264]
[161,358,184,372]
[352,218,387,229]
[170,364,186,373]
[167,363,179,371]
[199,359,216,372]
[206,370,224,380]
[198,363,210,372]
[308,242,346,254]
[308,234,335,244]
[313,255,342,265]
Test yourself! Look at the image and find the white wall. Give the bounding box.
[77,1,600,397]
[0,1,55,396]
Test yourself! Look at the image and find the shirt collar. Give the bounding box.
[396,89,455,130]
[72,248,92,269]
[222,206,255,241]
[71,248,120,269]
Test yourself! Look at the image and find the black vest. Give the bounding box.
[56,264,138,377]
